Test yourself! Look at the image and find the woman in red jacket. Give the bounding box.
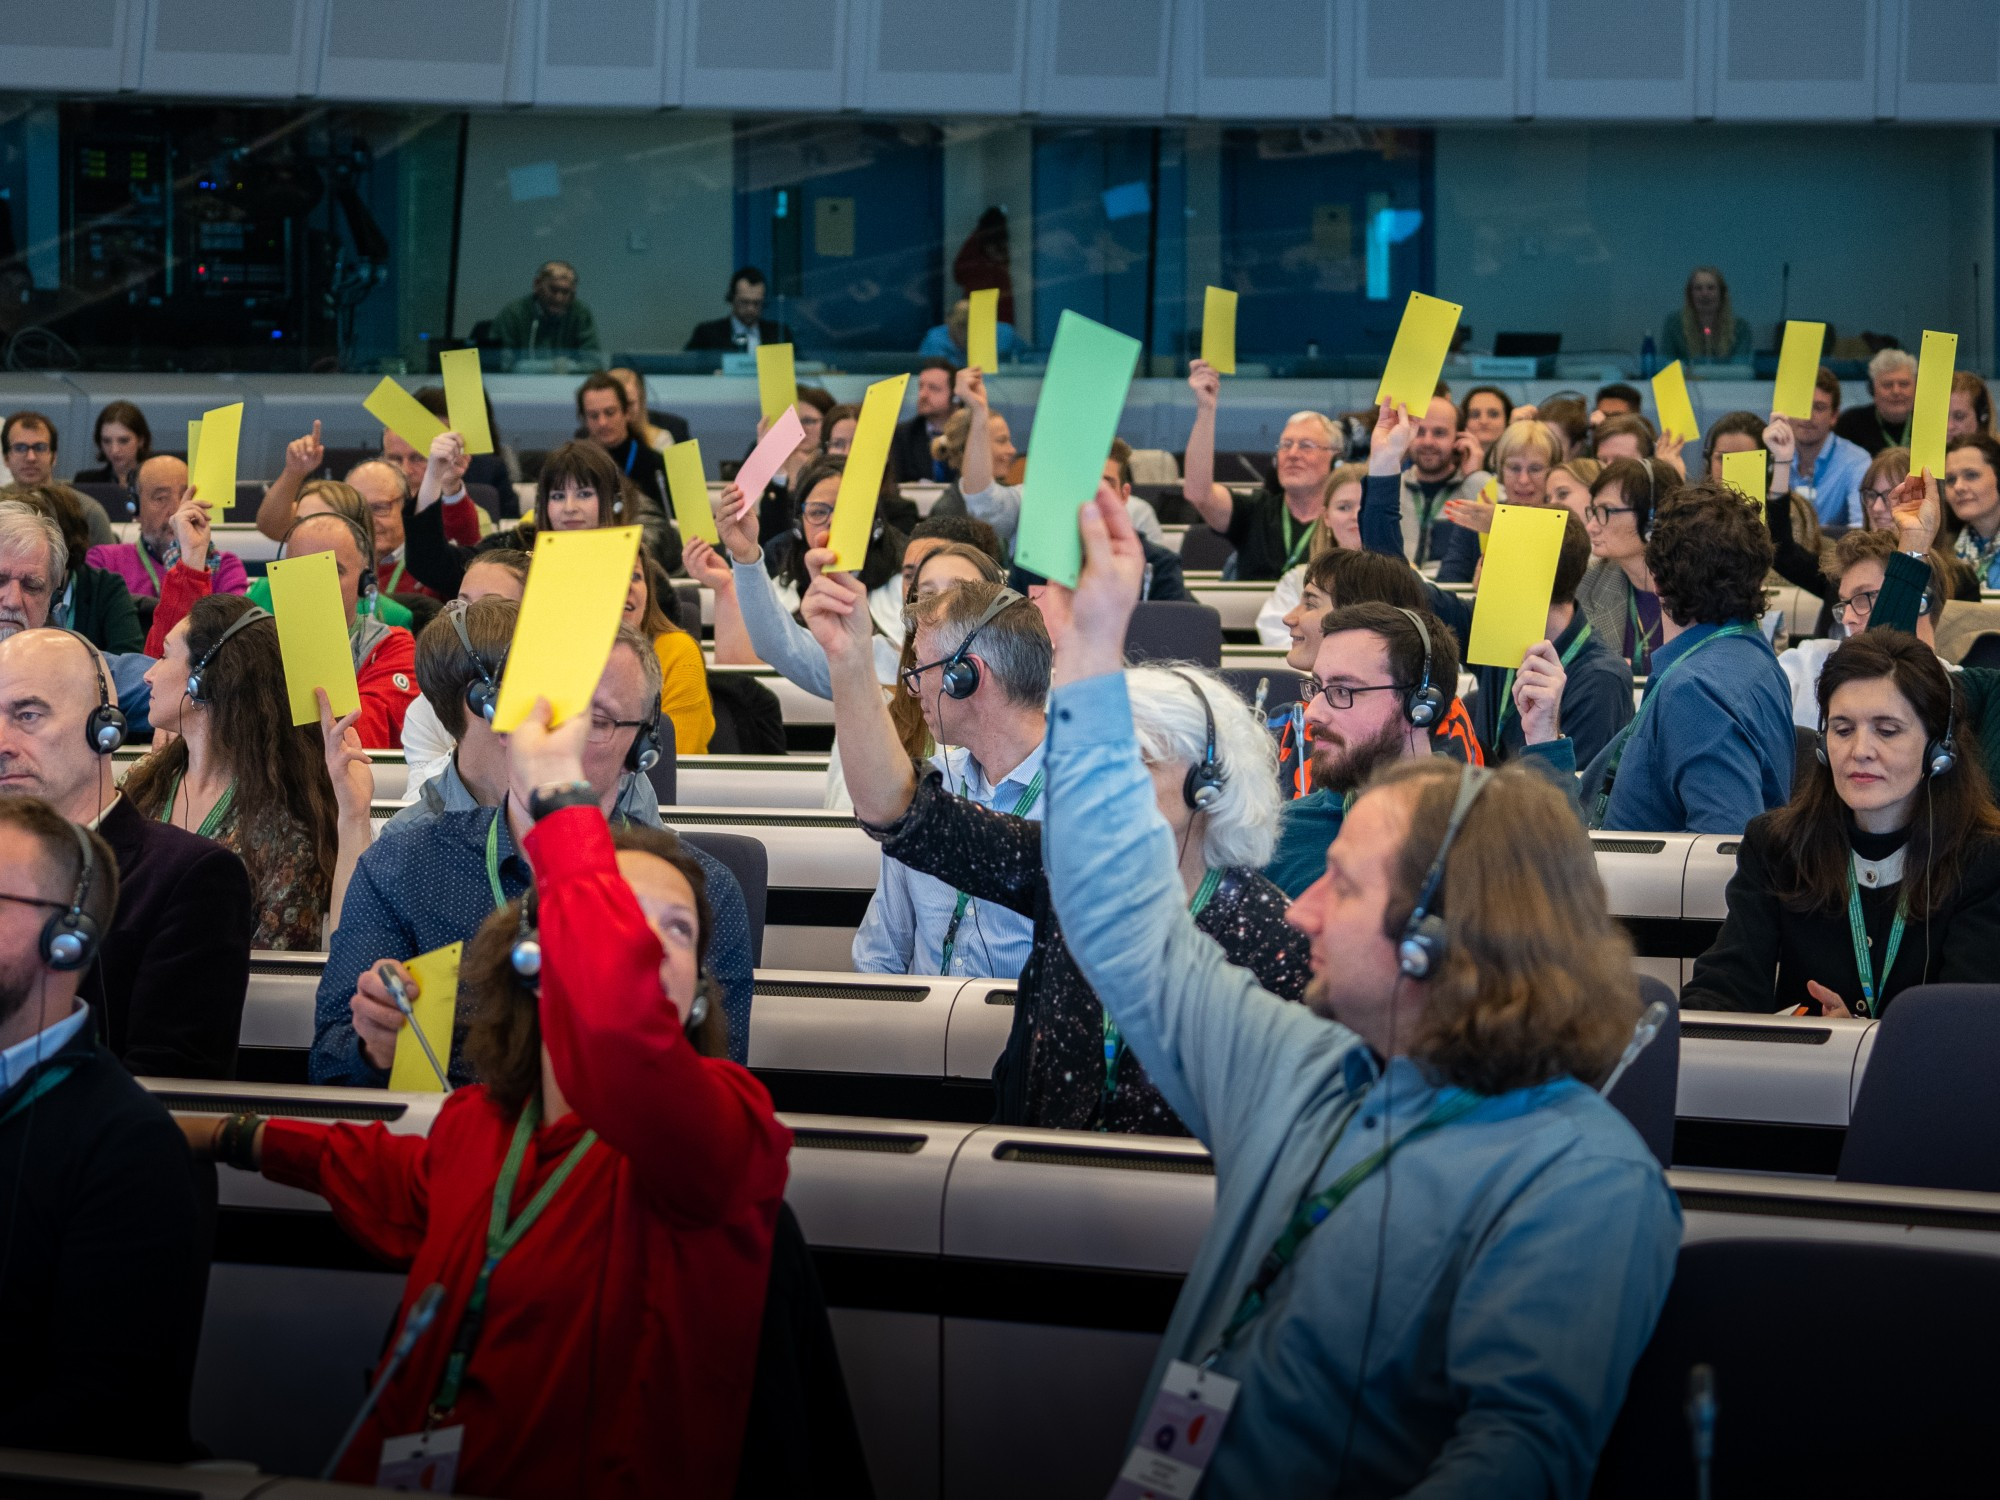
[178,701,790,1498]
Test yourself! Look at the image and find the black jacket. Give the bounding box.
[889,414,953,485]
[90,795,254,1079]
[0,1029,207,1459]
[1833,403,1913,458]
[686,317,793,352]
[65,565,145,655]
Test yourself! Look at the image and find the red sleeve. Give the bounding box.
[525,806,790,1225]
[144,564,213,657]
[262,1118,432,1267]
[441,493,482,547]
[354,627,420,749]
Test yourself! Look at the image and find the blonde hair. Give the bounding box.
[1309,462,1368,561]
[1490,420,1567,473]
[1680,266,1742,361]
[1551,457,1601,492]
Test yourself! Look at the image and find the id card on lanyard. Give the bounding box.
[937,768,1043,974]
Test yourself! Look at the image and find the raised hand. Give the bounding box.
[1890,469,1942,553]
[170,499,211,572]
[1762,413,1797,466]
[284,420,325,478]
[317,688,373,822]
[1655,429,1688,479]
[1441,496,1496,534]
[1451,428,1484,478]
[956,366,988,408]
[1513,638,1566,746]
[1369,401,1416,477]
[680,535,735,592]
[1187,358,1220,413]
[800,544,872,664]
[714,482,761,561]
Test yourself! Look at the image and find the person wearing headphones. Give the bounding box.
[1683,631,2000,1018]
[1578,456,1678,676]
[400,548,531,797]
[314,627,759,1077]
[0,628,253,1078]
[0,796,208,1462]
[806,565,1308,1131]
[1031,482,1677,1496]
[180,700,789,1497]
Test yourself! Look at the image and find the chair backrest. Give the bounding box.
[1604,974,1679,1168]
[675,830,768,967]
[1961,632,2000,671]
[465,482,503,523]
[1838,983,2000,1190]
[1124,601,1223,668]
[1594,1238,2000,1496]
[673,582,702,634]
[643,713,678,807]
[1176,524,1236,572]
[71,481,131,519]
[1219,666,1303,712]
[321,445,377,482]
[707,672,788,755]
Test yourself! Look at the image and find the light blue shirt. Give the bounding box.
[852,740,1043,979]
[1791,431,1871,526]
[1043,672,1680,1499]
[0,1001,91,1094]
[917,322,1025,363]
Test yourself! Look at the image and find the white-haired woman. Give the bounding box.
[804,545,1312,1136]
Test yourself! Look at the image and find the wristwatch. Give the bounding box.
[527,780,595,821]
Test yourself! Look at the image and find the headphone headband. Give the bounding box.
[1396,764,1493,979]
[1394,608,1444,729]
[280,511,378,594]
[62,630,126,756]
[445,600,505,725]
[1169,668,1226,812]
[939,588,1025,701]
[185,605,272,706]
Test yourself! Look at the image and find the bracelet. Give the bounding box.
[215,1112,264,1171]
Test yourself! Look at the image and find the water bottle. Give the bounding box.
[1638,334,1657,378]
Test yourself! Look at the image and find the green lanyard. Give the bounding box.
[137,542,163,596]
[1625,590,1658,676]
[1280,509,1313,571]
[937,769,1044,975]
[0,1060,76,1126]
[383,557,407,595]
[1204,1087,1483,1364]
[1100,869,1222,1113]
[1845,855,1909,1019]
[484,810,507,910]
[430,1097,598,1418]
[157,772,237,840]
[1590,623,1759,829]
[1495,623,1592,743]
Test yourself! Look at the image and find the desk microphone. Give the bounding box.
[1598,999,1670,1097]
[321,1281,448,1482]
[378,962,451,1092]
[1686,1362,1717,1500]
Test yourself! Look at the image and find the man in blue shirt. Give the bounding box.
[1038,485,1679,1497]
[1787,366,1871,526]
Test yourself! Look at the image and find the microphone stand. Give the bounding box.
[321,1282,448,1482]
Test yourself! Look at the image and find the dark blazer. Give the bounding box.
[67,564,144,654]
[686,317,793,352]
[89,795,255,1079]
[0,1029,206,1460]
[890,413,953,484]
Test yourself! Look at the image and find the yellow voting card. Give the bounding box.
[665,439,718,546]
[439,348,495,455]
[1464,504,1568,669]
[1772,321,1826,419]
[389,942,461,1094]
[189,402,241,511]
[1202,286,1238,374]
[829,374,908,572]
[1651,361,1700,445]
[492,526,642,732]
[267,550,361,726]
[1374,292,1462,416]
[186,419,202,471]
[363,377,448,454]
[1721,447,1767,507]
[1910,329,1958,484]
[967,288,1000,372]
[756,343,797,425]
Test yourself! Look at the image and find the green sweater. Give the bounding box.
[489,295,601,360]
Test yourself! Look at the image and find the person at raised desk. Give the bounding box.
[318,627,758,1072]
[804,560,1307,1130]
[919,296,1026,364]
[179,702,789,1498]
[890,359,960,484]
[88,455,249,606]
[489,258,602,369]
[0,797,206,1462]
[7,487,142,654]
[1661,264,1753,364]
[0,629,252,1077]
[578,370,670,516]
[1,412,116,546]
[72,399,152,511]
[686,265,792,352]
[1835,347,1919,457]
[1034,485,1677,1495]
[1683,631,2000,1019]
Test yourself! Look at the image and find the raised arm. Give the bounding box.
[1360,402,1418,558]
[802,546,920,826]
[683,534,758,664]
[1181,360,1234,531]
[957,366,995,497]
[318,689,374,933]
[717,481,836,694]
[255,421,324,542]
[1760,416,1828,598]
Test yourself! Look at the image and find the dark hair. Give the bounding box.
[1536,396,1588,449]
[1769,630,2000,920]
[1646,481,1773,626]
[575,370,632,418]
[1107,436,1135,490]
[911,513,1005,565]
[463,824,726,1114]
[1551,511,1592,606]
[1814,365,1842,407]
[0,795,117,938]
[416,597,517,741]
[1591,456,1681,537]
[1459,385,1513,428]
[93,401,152,464]
[1946,431,2000,474]
[823,402,861,438]
[727,265,767,299]
[1595,383,1643,411]
[1832,529,1947,625]
[638,553,684,639]
[1319,601,1460,704]
[8,484,92,571]
[1702,410,1768,473]
[1592,412,1656,458]
[780,456,905,595]
[795,386,835,419]
[121,595,336,915]
[1951,371,1992,432]
[535,440,627,531]
[1306,548,1427,613]
[917,356,957,381]
[2,410,57,455]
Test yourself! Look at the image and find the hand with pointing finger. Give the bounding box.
[1806,980,1854,1018]
[284,420,325,479]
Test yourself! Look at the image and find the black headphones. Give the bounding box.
[1816,676,1959,779]
[626,700,664,774]
[280,512,378,600]
[1170,669,1227,811]
[445,601,503,725]
[940,588,1024,700]
[510,881,709,1030]
[40,820,100,973]
[185,606,272,706]
[1395,765,1493,979]
[1395,608,1444,729]
[1633,456,1661,540]
[63,631,126,755]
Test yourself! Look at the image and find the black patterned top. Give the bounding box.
[866,771,1311,1135]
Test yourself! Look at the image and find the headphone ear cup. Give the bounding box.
[41,912,98,973]
[941,658,980,700]
[1927,739,1957,778]
[626,717,663,773]
[465,680,498,725]
[1183,762,1225,811]
[1406,686,1443,729]
[1815,731,1829,766]
[86,704,127,755]
[1396,916,1446,979]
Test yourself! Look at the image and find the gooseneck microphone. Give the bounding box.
[1598,999,1670,1097]
[378,962,452,1093]
[321,1281,448,1482]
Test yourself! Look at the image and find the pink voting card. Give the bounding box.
[733,407,807,519]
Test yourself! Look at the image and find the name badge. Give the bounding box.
[1106,1360,1238,1500]
[378,1423,462,1493]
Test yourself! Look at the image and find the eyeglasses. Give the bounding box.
[801,504,836,528]
[1861,485,1897,509]
[6,442,49,458]
[1303,678,1403,711]
[1584,504,1635,527]
[901,658,953,696]
[1836,588,1880,620]
[1276,439,1334,455]
[585,713,650,743]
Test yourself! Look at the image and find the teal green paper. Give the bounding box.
[1014,310,1142,587]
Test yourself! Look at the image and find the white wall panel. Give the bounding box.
[680,0,850,112]
[139,0,307,98]
[534,0,677,107]
[0,0,134,93]
[314,0,523,105]
[1897,0,2000,121]
[856,0,1027,115]
[1356,0,1516,119]
[1535,0,1697,119]
[1188,0,1337,119]
[1714,0,1878,120]
[1028,0,1171,119]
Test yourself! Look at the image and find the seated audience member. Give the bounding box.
[627,554,713,755]
[1684,630,2000,1018]
[0,630,252,1077]
[347,458,437,598]
[1835,346,1918,456]
[1534,393,1591,453]
[766,460,910,626]
[399,550,532,795]
[490,258,601,368]
[1785,366,1870,526]
[1035,486,1678,1492]
[1524,483,1794,832]
[1595,382,1643,418]
[0,798,206,1462]
[747,385,831,544]
[248,479,414,631]
[256,420,483,550]
[807,561,1307,1130]
[0,505,90,645]
[1579,457,1677,675]
[408,386,518,512]
[2,413,114,547]
[9,487,142,653]
[1950,370,1995,441]
[885,541,1009,756]
[88,455,248,604]
[1459,384,1512,454]
[578,370,670,514]
[73,400,152,508]
[126,596,371,947]
[920,296,1026,364]
[685,264,792,351]
[1591,412,1655,464]
[316,629,757,1074]
[1662,264,1752,363]
[1255,462,1367,647]
[1943,432,2000,588]
[823,402,858,459]
[395,600,523,832]
[850,578,1049,980]
[1545,456,1600,519]
[181,703,786,1497]
[1430,419,1566,582]
[1779,528,1949,726]
[890,359,960,484]
[608,365,691,448]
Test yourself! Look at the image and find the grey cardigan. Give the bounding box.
[1576,560,1645,670]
